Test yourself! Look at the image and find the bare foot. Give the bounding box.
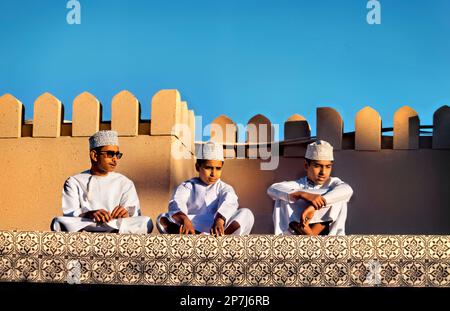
[289,221,315,235]
[301,224,313,235]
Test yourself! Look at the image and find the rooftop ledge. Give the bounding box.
[0,231,449,287]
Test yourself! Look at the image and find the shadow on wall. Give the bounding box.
[222,150,450,235]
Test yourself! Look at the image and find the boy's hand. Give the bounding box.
[180,218,196,234]
[301,206,316,227]
[290,191,326,209]
[211,217,225,236]
[82,209,111,223]
[111,206,129,219]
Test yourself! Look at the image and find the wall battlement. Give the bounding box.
[1,91,449,155]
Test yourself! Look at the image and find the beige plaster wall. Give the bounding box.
[0,137,449,234]
[0,135,193,231]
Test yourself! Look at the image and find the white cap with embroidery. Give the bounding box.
[305,140,334,161]
[89,130,119,149]
[196,141,224,161]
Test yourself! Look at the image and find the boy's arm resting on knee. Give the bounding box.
[322,182,353,205]
[290,191,327,209]
[268,181,327,208]
[267,181,299,203]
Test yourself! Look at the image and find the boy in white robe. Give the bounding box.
[156,142,254,235]
[268,140,353,236]
[51,130,153,234]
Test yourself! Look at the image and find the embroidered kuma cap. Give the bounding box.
[305,140,334,161]
[195,141,224,161]
[89,130,119,149]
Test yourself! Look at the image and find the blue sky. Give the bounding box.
[1,0,449,140]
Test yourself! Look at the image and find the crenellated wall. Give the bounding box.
[209,105,450,155]
[1,91,449,234]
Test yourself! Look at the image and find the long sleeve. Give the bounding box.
[216,185,239,222]
[168,183,191,216]
[267,181,299,203]
[322,179,353,205]
[119,181,141,217]
[62,177,82,217]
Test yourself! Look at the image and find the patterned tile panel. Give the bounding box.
[0,231,449,287]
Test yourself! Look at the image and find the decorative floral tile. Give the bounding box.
[220,261,246,286]
[92,235,117,258]
[0,231,14,255]
[42,233,67,257]
[246,236,272,260]
[67,233,92,257]
[273,236,297,260]
[298,261,323,286]
[324,237,349,260]
[247,261,272,286]
[40,258,66,282]
[402,236,427,260]
[0,257,14,281]
[144,261,168,284]
[194,261,220,285]
[428,262,450,286]
[15,232,40,256]
[401,262,427,286]
[376,236,401,260]
[118,235,142,258]
[297,237,322,260]
[144,235,168,259]
[117,259,143,284]
[220,236,245,260]
[169,235,194,259]
[428,236,450,260]
[350,261,373,286]
[323,262,349,286]
[194,235,219,259]
[92,259,116,283]
[272,261,297,286]
[350,236,376,260]
[14,257,40,281]
[0,231,448,287]
[169,260,194,285]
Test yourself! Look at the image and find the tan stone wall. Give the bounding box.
[0,135,184,231]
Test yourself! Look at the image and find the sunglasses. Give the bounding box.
[97,151,123,159]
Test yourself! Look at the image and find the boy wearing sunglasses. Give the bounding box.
[51,130,153,234]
